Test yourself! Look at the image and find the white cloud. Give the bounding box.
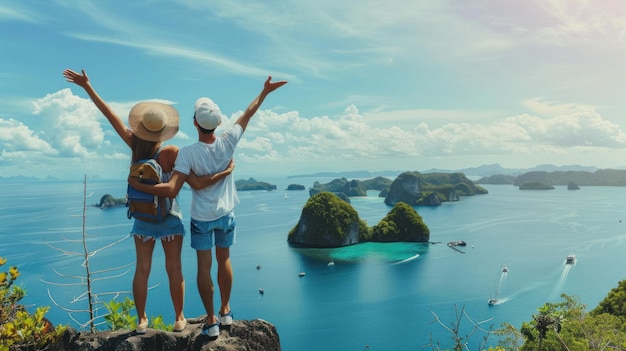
[0,118,56,156]
[32,89,104,157]
[229,102,626,168]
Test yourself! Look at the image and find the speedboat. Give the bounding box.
[488,296,498,306]
[566,254,576,265]
[502,265,509,273]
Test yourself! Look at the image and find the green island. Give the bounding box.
[235,178,277,191]
[95,194,127,208]
[287,192,429,248]
[476,169,626,187]
[308,172,487,206]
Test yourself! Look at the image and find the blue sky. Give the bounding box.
[2,0,626,180]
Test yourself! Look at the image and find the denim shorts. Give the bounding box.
[130,214,185,242]
[190,212,236,250]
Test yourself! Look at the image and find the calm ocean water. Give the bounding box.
[2,177,626,351]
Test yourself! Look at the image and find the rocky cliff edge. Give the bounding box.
[50,318,281,351]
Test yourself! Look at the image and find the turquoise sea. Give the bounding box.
[2,177,626,351]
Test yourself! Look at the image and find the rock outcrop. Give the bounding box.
[96,194,127,209]
[49,318,281,351]
[288,192,367,247]
[384,171,487,206]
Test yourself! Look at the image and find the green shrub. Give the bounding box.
[0,257,66,351]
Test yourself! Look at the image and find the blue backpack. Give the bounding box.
[127,154,169,222]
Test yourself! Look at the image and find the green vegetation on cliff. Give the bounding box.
[288,192,368,247]
[371,202,429,242]
[288,192,429,247]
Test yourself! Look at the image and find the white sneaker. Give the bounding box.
[201,322,219,338]
[219,311,233,326]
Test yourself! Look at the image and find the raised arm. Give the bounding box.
[186,159,236,190]
[235,76,287,132]
[129,171,187,198]
[63,69,133,147]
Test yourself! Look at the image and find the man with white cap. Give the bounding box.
[129,75,287,338]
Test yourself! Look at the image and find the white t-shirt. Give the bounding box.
[174,125,243,221]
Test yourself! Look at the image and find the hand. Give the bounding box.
[262,76,287,95]
[225,159,235,173]
[128,176,139,186]
[63,69,90,88]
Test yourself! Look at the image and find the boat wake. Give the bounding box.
[551,264,573,299]
[393,253,420,265]
[488,266,509,305]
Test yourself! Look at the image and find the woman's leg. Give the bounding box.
[162,235,185,323]
[133,236,156,326]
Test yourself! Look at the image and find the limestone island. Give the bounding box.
[287,191,429,248]
[235,178,277,191]
[286,184,306,190]
[567,181,580,190]
[384,171,488,206]
[95,194,126,209]
[519,181,555,190]
[309,176,392,198]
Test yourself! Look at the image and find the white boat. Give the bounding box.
[502,265,509,273]
[488,295,498,306]
[566,254,576,265]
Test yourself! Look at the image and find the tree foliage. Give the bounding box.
[511,293,626,351]
[591,279,626,319]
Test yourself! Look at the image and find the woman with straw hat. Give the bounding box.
[63,68,233,334]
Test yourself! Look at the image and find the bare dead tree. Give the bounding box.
[41,175,136,332]
[425,305,494,351]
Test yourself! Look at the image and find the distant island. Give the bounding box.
[287,192,429,248]
[518,181,555,190]
[306,172,486,207]
[384,171,487,206]
[476,169,626,187]
[286,184,305,190]
[95,194,126,209]
[235,178,277,191]
[309,176,393,197]
[287,163,605,180]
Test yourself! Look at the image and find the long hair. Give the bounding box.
[131,135,160,163]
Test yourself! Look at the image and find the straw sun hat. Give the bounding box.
[128,102,179,142]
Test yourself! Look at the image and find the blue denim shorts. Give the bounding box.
[130,214,185,242]
[190,212,236,250]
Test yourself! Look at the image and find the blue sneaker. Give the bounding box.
[219,311,233,326]
[201,322,219,338]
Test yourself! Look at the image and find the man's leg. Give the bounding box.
[196,249,217,325]
[216,246,233,317]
